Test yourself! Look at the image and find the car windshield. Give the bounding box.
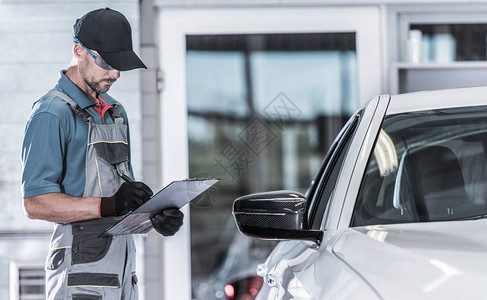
[352,105,487,226]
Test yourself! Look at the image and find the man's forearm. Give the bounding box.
[23,193,101,223]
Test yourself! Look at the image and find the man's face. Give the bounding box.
[78,48,120,94]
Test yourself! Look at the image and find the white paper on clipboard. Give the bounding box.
[102,178,220,236]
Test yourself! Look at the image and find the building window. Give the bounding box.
[11,264,45,300]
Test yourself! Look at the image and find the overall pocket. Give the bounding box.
[72,294,102,300]
[89,122,129,166]
[45,247,66,270]
[71,219,117,265]
[68,272,119,288]
[93,141,128,165]
[68,273,119,299]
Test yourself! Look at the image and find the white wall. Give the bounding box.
[0,0,145,298]
[0,0,143,228]
[153,0,487,6]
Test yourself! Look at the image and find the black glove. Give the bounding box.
[100,182,153,217]
[150,208,184,236]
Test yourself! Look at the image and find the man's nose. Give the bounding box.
[109,69,120,79]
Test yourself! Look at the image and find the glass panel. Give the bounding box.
[353,106,487,227]
[407,24,487,63]
[187,33,359,299]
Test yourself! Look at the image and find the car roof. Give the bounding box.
[386,85,487,115]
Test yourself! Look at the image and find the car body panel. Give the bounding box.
[257,231,380,300]
[334,220,487,299]
[324,95,384,230]
[335,94,391,230]
[387,86,487,115]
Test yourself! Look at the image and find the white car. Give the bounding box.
[233,86,487,299]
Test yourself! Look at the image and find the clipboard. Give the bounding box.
[101,178,220,236]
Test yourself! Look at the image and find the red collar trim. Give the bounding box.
[94,96,113,122]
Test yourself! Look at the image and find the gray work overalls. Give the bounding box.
[43,91,138,300]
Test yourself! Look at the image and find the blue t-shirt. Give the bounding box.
[21,71,132,198]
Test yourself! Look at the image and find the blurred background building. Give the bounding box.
[2,0,487,299]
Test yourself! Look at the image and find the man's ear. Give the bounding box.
[72,43,84,60]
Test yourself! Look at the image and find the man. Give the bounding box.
[21,8,183,300]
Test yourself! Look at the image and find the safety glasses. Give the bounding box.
[73,36,115,71]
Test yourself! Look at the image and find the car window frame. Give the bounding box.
[306,111,363,230]
[350,104,487,227]
[333,94,391,229]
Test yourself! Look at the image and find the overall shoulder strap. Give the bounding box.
[44,90,92,122]
[108,104,125,124]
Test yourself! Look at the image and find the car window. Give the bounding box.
[306,111,362,229]
[352,105,487,226]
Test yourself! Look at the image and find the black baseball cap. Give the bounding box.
[74,7,147,71]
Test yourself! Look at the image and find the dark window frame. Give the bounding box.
[306,111,362,230]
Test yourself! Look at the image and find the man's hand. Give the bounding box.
[151,209,184,236]
[100,182,153,217]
